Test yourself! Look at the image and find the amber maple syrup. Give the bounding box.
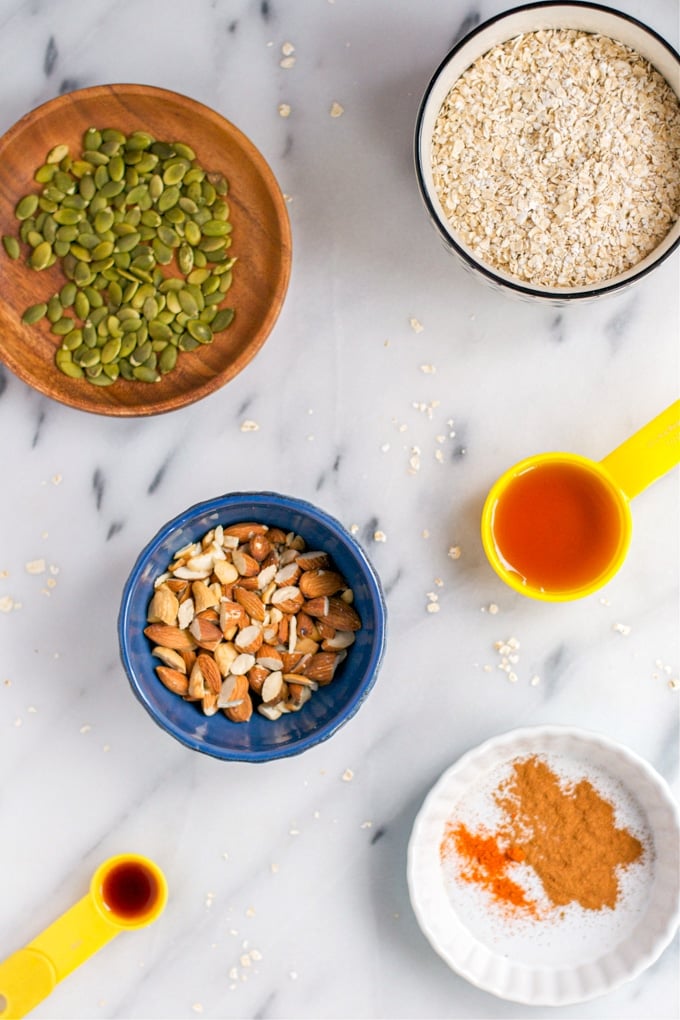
[491,460,625,593]
[101,860,159,920]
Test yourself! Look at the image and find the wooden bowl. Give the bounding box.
[0,84,291,416]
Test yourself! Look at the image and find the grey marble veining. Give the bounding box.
[0,1,678,1018]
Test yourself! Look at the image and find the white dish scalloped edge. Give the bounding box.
[407,726,680,1006]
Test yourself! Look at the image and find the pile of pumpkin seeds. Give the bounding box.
[2,128,236,385]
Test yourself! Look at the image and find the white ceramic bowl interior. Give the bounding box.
[416,3,680,300]
[407,726,680,1006]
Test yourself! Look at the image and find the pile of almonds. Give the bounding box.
[144,521,362,722]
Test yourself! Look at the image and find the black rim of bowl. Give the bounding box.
[414,1,680,300]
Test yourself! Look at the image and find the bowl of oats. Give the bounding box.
[118,491,387,762]
[415,3,680,300]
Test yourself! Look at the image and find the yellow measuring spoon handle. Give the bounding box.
[0,896,118,1019]
[0,855,167,1020]
[600,399,680,501]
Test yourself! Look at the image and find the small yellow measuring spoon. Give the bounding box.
[481,399,680,601]
[0,854,167,1019]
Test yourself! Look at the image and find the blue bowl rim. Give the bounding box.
[118,491,388,763]
[414,0,680,301]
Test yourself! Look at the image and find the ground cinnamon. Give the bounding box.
[441,754,645,918]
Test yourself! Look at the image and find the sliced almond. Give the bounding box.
[258,703,283,721]
[219,599,249,633]
[275,561,301,586]
[214,641,238,677]
[213,559,239,585]
[235,624,264,655]
[147,586,179,625]
[188,660,206,699]
[296,550,331,571]
[192,580,220,613]
[247,664,270,695]
[287,683,313,708]
[282,672,319,689]
[144,623,196,651]
[188,617,223,651]
[177,597,195,630]
[322,630,356,651]
[266,527,288,544]
[271,585,303,614]
[156,666,190,696]
[232,548,260,577]
[262,670,285,705]
[231,652,256,675]
[257,645,283,671]
[225,689,253,723]
[257,563,277,590]
[151,645,187,672]
[294,636,320,655]
[202,690,220,716]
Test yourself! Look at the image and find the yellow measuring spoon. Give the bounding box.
[481,399,680,601]
[0,854,167,1019]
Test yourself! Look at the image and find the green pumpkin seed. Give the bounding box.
[35,163,57,183]
[178,332,200,352]
[22,302,47,324]
[52,316,75,335]
[83,129,102,150]
[2,235,20,259]
[53,207,82,225]
[30,241,53,270]
[79,176,96,203]
[157,185,179,212]
[186,318,213,343]
[132,364,160,382]
[46,143,69,165]
[184,220,202,246]
[212,307,235,332]
[56,357,85,378]
[16,194,39,220]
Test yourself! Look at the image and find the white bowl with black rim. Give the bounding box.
[415,2,680,302]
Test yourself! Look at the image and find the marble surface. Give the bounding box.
[0,1,678,1018]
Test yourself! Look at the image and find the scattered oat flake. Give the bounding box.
[426,602,440,613]
[0,596,15,613]
[25,557,46,574]
[448,545,461,560]
[380,442,390,452]
[342,768,354,782]
[434,449,444,463]
[0,570,7,578]
[669,679,679,690]
[245,906,256,917]
[373,530,387,542]
[289,971,299,981]
[360,820,373,829]
[330,101,345,118]
[488,603,499,615]
[278,103,292,117]
[350,523,359,534]
[420,364,436,374]
[51,474,62,485]
[409,317,424,333]
[530,675,541,686]
[289,827,300,836]
[613,622,632,636]
[80,724,91,734]
[192,1005,204,1014]
[280,55,296,68]
[240,420,260,432]
[271,862,279,873]
[281,41,295,55]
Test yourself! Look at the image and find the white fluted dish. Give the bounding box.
[407,726,680,1005]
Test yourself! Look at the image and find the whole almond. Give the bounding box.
[305,651,341,685]
[247,664,270,695]
[144,623,196,651]
[249,533,272,562]
[299,570,346,598]
[233,587,266,623]
[223,522,269,541]
[324,597,362,632]
[197,653,222,695]
[156,666,190,696]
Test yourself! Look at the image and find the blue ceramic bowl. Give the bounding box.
[118,492,387,762]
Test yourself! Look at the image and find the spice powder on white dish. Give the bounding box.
[431,30,680,288]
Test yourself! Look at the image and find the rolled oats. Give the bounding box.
[431,30,680,287]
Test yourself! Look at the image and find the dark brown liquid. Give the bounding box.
[491,461,625,593]
[101,861,158,919]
